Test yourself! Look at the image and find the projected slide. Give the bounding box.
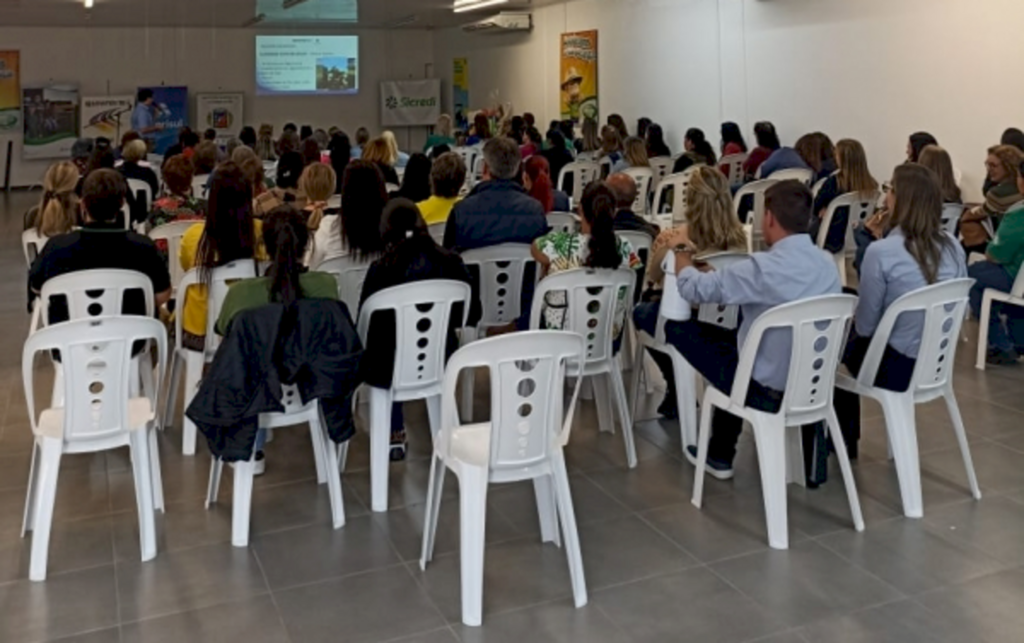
[256,36,359,96]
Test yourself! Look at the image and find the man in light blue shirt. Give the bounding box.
[667,180,841,478]
[130,89,160,149]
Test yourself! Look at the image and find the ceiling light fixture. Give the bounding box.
[84,0,94,8]
[453,0,509,13]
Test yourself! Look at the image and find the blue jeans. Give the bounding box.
[969,261,1024,354]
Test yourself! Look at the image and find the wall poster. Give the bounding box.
[559,30,598,123]
[23,84,80,160]
[452,57,469,130]
[81,95,134,141]
[0,51,19,131]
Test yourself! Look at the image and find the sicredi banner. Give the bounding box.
[380,79,441,127]
[81,95,134,140]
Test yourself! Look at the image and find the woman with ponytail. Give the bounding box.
[523,156,570,213]
[531,182,641,333]
[359,198,476,460]
[26,161,80,239]
[672,128,718,174]
[298,162,338,232]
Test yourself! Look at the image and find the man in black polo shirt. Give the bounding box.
[30,168,172,320]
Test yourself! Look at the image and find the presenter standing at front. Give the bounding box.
[131,89,162,151]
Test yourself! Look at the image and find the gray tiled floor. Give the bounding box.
[3,189,1024,642]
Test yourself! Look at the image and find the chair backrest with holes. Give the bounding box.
[203,260,259,354]
[22,228,45,267]
[816,191,880,253]
[461,244,536,328]
[694,252,751,330]
[440,332,585,471]
[734,178,777,240]
[768,167,815,186]
[730,295,857,423]
[652,166,699,220]
[649,156,673,184]
[941,203,965,237]
[36,269,154,331]
[546,212,578,234]
[618,231,653,305]
[191,174,210,199]
[622,167,655,214]
[23,317,166,443]
[357,280,471,395]
[428,223,446,244]
[126,178,152,213]
[529,268,635,366]
[149,220,197,291]
[315,254,370,318]
[720,153,748,185]
[853,279,972,400]
[558,161,601,200]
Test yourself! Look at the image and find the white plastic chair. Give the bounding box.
[811,172,837,199]
[472,156,485,185]
[357,280,472,512]
[453,147,479,189]
[630,252,750,452]
[162,260,258,455]
[205,384,345,547]
[651,166,700,222]
[22,317,167,581]
[768,167,815,186]
[838,279,980,517]
[149,221,197,297]
[941,203,965,237]
[126,178,153,215]
[649,156,673,185]
[735,179,778,252]
[622,167,655,215]
[720,153,748,186]
[557,161,601,201]
[546,212,578,234]
[428,223,446,244]
[22,228,46,268]
[815,192,879,285]
[315,254,370,320]
[529,268,637,467]
[419,331,587,627]
[976,265,1024,370]
[691,295,863,550]
[191,174,211,199]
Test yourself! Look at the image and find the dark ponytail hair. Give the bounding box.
[381,198,429,249]
[262,205,309,307]
[686,128,717,165]
[580,182,622,269]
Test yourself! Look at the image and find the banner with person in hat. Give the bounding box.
[560,30,598,123]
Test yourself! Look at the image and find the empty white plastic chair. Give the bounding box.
[941,203,965,237]
[557,161,601,201]
[149,220,198,297]
[692,294,863,550]
[546,212,578,234]
[206,384,345,547]
[816,192,879,285]
[315,254,370,320]
[768,167,815,186]
[22,317,167,581]
[719,153,748,185]
[419,331,587,626]
[22,229,47,268]
[162,260,258,455]
[735,179,778,252]
[838,279,980,517]
[357,280,472,512]
[976,265,1024,370]
[648,156,674,186]
[622,167,655,215]
[529,268,637,467]
[651,166,700,221]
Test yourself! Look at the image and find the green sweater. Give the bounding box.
[988,203,1024,278]
[216,272,339,336]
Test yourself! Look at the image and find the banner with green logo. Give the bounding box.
[380,79,441,127]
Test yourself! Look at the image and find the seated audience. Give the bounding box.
[961,145,1024,253]
[78,146,116,196]
[577,116,601,156]
[795,132,837,182]
[443,137,547,251]
[360,199,476,460]
[907,131,938,163]
[672,128,717,174]
[540,130,575,185]
[524,156,570,213]
[350,127,371,159]
[810,138,879,253]
[299,162,338,233]
[424,114,457,152]
[612,136,651,174]
[606,173,660,239]
[633,165,747,417]
[202,128,217,142]
[521,127,543,159]
[382,131,410,168]
[969,158,1024,365]
[313,129,330,152]
[417,152,466,226]
[24,161,80,239]
[299,125,313,141]
[758,141,811,179]
[599,125,624,170]
[720,121,748,159]
[328,132,352,192]
[118,139,160,198]
[308,159,388,268]
[255,124,277,161]
[637,117,652,140]
[29,169,171,315]
[254,151,306,218]
[235,145,274,196]
[363,138,401,185]
[147,155,206,242]
[192,141,219,178]
[608,113,629,140]
[466,113,492,146]
[179,163,266,351]
[70,138,94,175]
[239,126,258,150]
[301,138,321,167]
[277,130,301,157]
[919,145,962,205]
[743,121,781,180]
[162,127,196,163]
[394,153,432,202]
[646,123,672,159]
[665,181,841,477]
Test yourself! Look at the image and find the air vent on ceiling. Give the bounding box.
[462,12,532,34]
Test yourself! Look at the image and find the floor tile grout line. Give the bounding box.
[115,587,275,629]
[249,546,296,643]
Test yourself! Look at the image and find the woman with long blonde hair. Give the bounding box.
[28,161,80,238]
[612,136,651,173]
[381,131,410,168]
[811,138,879,252]
[362,138,400,185]
[634,164,747,418]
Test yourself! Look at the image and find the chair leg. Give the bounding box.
[552,450,587,609]
[369,387,393,513]
[148,426,165,513]
[593,374,615,435]
[458,466,489,627]
[628,342,645,426]
[459,328,477,422]
[21,441,40,537]
[610,367,637,469]
[825,411,865,532]
[231,456,256,547]
[182,350,204,456]
[533,475,561,546]
[307,411,328,485]
[161,350,182,431]
[420,454,446,570]
[691,395,715,508]
[337,439,350,474]
[426,394,442,440]
[976,291,993,370]
[28,439,62,582]
[879,392,923,519]
[129,429,157,561]
[750,417,790,550]
[669,353,698,451]
[205,456,224,509]
[944,392,983,500]
[316,408,346,529]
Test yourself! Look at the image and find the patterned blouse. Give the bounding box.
[146,194,206,253]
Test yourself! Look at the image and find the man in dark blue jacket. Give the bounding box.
[443,136,547,251]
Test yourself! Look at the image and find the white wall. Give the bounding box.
[434,0,1024,201]
[0,26,434,187]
